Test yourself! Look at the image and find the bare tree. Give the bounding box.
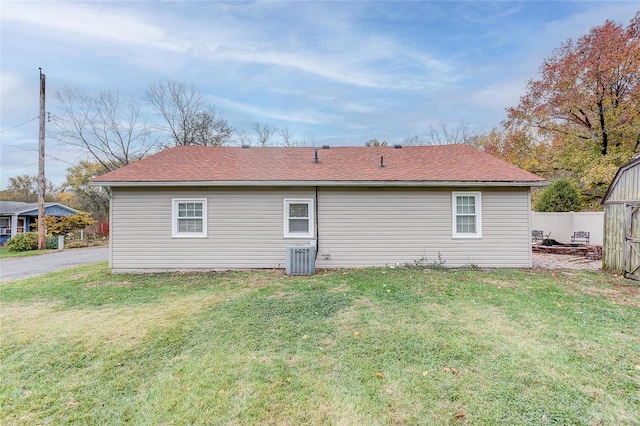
[234,128,252,146]
[427,122,475,145]
[277,128,306,147]
[52,88,155,171]
[401,134,421,146]
[252,122,277,147]
[403,122,477,146]
[191,110,233,146]
[279,128,293,146]
[145,81,233,146]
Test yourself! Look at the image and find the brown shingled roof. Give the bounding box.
[93,144,546,186]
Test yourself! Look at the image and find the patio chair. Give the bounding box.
[532,230,544,243]
[570,231,590,245]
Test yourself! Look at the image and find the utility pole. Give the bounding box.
[38,68,46,250]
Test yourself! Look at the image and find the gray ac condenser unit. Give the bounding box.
[286,244,315,275]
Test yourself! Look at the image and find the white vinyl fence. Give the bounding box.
[531,211,604,245]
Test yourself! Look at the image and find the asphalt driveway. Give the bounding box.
[0,246,109,282]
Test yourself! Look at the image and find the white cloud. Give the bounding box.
[466,79,528,112]
[542,3,639,43]
[3,1,635,187]
[211,96,335,126]
[454,2,523,24]
[187,13,455,91]
[0,72,39,124]
[2,1,456,92]
[1,2,187,52]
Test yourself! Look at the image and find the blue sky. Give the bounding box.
[1,1,637,188]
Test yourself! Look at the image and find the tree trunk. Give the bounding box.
[598,100,608,155]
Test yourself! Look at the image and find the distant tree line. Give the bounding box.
[3,13,638,216]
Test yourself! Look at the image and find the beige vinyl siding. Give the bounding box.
[110,186,532,272]
[110,187,314,272]
[315,187,531,268]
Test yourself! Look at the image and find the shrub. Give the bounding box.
[534,178,583,212]
[65,240,89,249]
[45,212,96,236]
[6,232,58,252]
[46,235,58,250]
[6,232,38,252]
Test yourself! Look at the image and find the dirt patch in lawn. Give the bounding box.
[577,282,640,308]
[554,272,640,308]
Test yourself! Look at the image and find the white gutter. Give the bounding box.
[91,180,548,188]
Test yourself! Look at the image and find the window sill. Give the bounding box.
[284,234,313,239]
[171,234,208,239]
[452,234,482,239]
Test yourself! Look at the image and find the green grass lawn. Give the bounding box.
[0,247,56,259]
[1,263,638,425]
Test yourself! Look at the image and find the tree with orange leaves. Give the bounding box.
[507,12,640,158]
[501,13,640,208]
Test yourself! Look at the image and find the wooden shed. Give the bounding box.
[602,155,640,280]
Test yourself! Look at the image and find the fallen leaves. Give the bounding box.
[443,367,459,375]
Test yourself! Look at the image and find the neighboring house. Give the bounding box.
[0,201,77,245]
[93,145,547,273]
[602,155,640,280]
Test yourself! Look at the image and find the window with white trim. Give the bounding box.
[284,199,314,238]
[0,217,9,236]
[172,198,207,238]
[452,192,482,238]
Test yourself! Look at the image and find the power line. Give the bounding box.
[46,154,75,166]
[0,117,39,134]
[0,161,38,171]
[0,142,36,151]
[0,143,76,166]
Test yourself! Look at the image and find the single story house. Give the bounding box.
[602,154,640,280]
[93,144,547,273]
[0,201,77,245]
